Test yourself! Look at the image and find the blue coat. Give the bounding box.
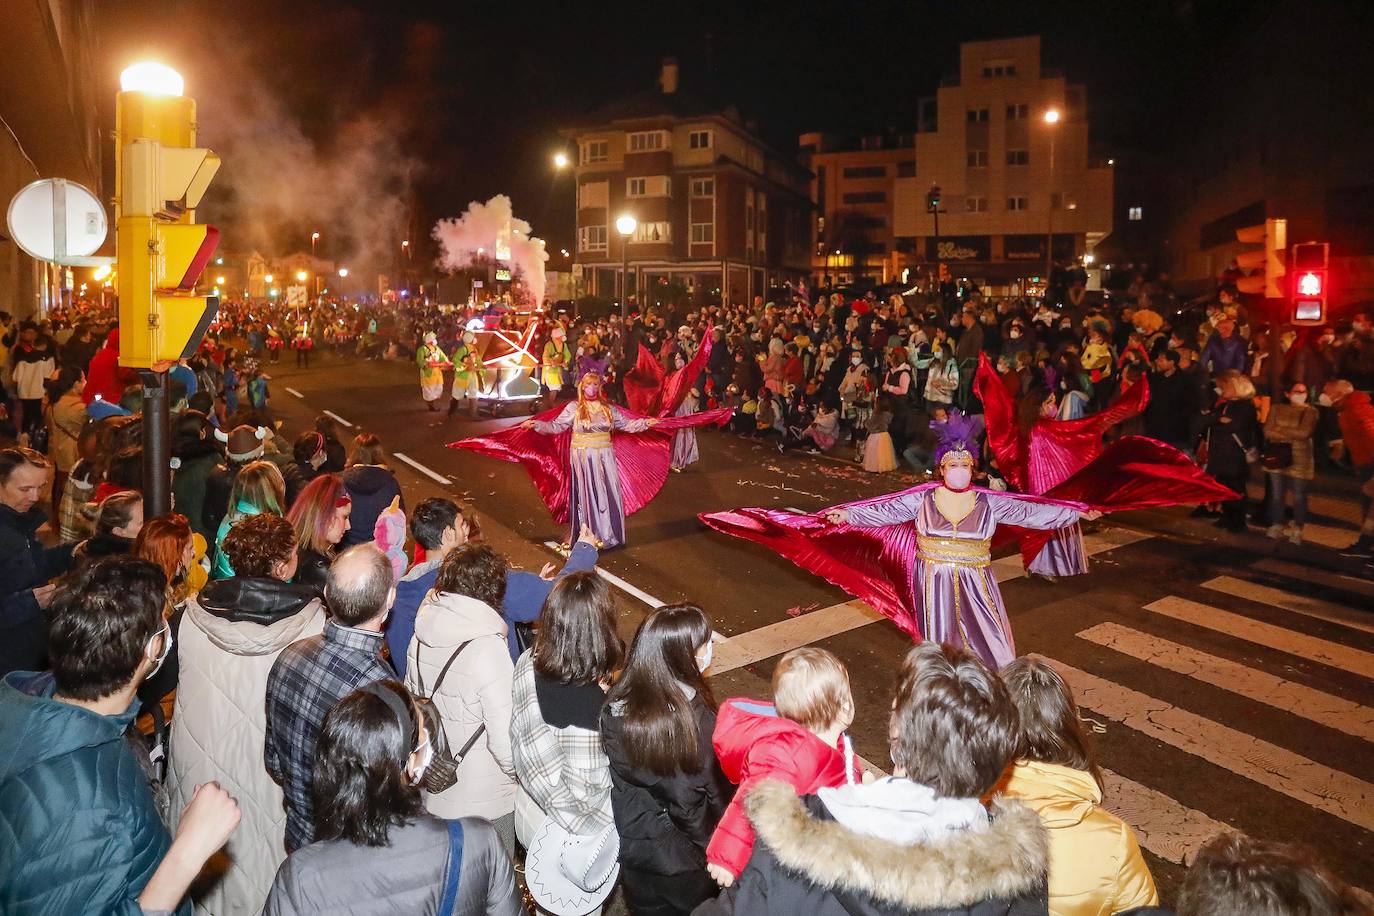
[387,541,598,675]
[0,671,183,915]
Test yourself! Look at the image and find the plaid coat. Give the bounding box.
[509,651,613,836]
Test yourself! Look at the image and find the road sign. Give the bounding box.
[6,178,109,265]
[286,285,307,306]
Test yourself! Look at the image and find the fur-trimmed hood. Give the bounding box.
[746,778,1049,912]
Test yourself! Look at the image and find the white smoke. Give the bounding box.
[432,195,549,305]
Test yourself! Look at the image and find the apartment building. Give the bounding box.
[802,37,1113,295]
[561,59,811,307]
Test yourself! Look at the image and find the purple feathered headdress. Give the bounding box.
[930,408,985,466]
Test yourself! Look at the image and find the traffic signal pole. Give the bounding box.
[140,371,171,517]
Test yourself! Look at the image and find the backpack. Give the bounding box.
[412,639,487,794]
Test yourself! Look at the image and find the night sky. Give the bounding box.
[97,0,1281,272]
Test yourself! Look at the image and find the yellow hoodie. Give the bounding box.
[999,760,1158,916]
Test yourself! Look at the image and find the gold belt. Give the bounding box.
[916,535,991,568]
[571,431,612,449]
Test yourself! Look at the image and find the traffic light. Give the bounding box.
[926,185,942,212]
[1234,218,1286,298]
[1290,241,1329,326]
[116,81,221,368]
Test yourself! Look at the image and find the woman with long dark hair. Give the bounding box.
[601,605,731,915]
[262,680,523,915]
[998,657,1158,915]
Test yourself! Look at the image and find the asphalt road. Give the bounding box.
[263,350,1374,905]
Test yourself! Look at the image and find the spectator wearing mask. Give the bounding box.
[406,542,519,850]
[1144,350,1196,451]
[340,433,404,548]
[389,499,599,670]
[291,430,330,496]
[1263,382,1319,546]
[314,414,348,472]
[169,513,326,912]
[0,556,242,915]
[287,474,353,596]
[1199,318,1247,375]
[266,544,396,852]
[1202,371,1259,533]
[998,657,1158,915]
[261,681,524,916]
[696,643,1047,916]
[132,513,198,716]
[0,448,76,676]
[171,410,224,543]
[601,604,732,916]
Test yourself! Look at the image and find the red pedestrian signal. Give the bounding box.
[1296,271,1322,298]
[1290,242,1330,326]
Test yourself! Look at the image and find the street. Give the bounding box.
[267,351,1374,902]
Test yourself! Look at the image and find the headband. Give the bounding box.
[360,681,417,748]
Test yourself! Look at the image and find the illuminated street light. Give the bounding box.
[215,275,226,285]
[296,270,308,282]
[616,215,637,319]
[264,273,274,284]
[553,151,569,169]
[615,214,637,237]
[1044,108,1061,124]
[338,267,349,278]
[120,62,184,96]
[311,231,320,242]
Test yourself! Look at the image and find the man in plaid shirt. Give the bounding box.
[265,545,396,850]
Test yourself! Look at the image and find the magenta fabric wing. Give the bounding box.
[623,345,666,416]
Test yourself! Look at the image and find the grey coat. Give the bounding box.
[261,814,525,916]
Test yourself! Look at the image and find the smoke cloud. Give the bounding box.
[432,195,549,305]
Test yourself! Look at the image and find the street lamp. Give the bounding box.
[119,62,184,97]
[616,214,637,319]
[295,270,307,282]
[553,151,569,170]
[1043,108,1062,292]
[215,275,226,285]
[338,267,349,278]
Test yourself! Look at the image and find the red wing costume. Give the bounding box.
[974,353,1236,572]
[624,327,714,417]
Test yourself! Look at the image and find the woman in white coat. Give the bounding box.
[168,513,326,915]
[405,542,518,852]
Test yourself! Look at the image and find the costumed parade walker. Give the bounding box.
[701,409,1237,670]
[451,370,731,549]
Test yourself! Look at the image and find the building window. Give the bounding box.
[983,62,1016,77]
[966,150,989,168]
[1051,192,1078,211]
[578,225,608,252]
[965,196,988,213]
[627,130,667,152]
[688,129,712,149]
[690,223,714,244]
[690,177,715,197]
[842,165,887,179]
[897,161,916,178]
[841,191,886,205]
[576,180,608,209]
[1007,196,1029,211]
[631,221,671,243]
[1006,103,1029,120]
[1006,149,1030,166]
[1128,206,1143,221]
[966,108,989,123]
[580,140,608,164]
[627,177,647,197]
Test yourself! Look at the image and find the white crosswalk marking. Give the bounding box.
[1036,655,1374,832]
[992,526,1155,583]
[1077,622,1374,742]
[1202,575,1374,634]
[1099,768,1231,866]
[712,601,883,673]
[1142,595,1374,677]
[1253,559,1374,600]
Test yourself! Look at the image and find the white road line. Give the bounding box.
[1202,575,1374,635]
[541,541,666,609]
[393,452,450,487]
[1253,559,1374,601]
[321,409,353,428]
[993,526,1156,582]
[1143,596,1374,677]
[712,601,884,674]
[1078,622,1374,742]
[1037,654,1374,832]
[1099,767,1230,866]
[285,387,304,399]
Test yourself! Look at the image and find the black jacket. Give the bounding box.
[0,504,76,676]
[197,575,319,625]
[340,465,403,548]
[601,692,732,877]
[694,781,1049,916]
[1203,397,1258,476]
[293,548,331,598]
[1143,369,1196,447]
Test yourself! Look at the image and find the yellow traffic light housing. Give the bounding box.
[1234,218,1286,298]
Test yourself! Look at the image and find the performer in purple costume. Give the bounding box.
[670,387,701,471]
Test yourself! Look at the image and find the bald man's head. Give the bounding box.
[325,544,396,627]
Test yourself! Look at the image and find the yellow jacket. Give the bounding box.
[1000,760,1158,916]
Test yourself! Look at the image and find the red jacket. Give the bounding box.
[1336,390,1374,467]
[84,329,137,405]
[706,698,861,876]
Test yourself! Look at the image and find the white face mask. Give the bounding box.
[1318,393,1333,406]
[851,356,861,365]
[943,465,973,490]
[696,640,714,672]
[1289,392,1308,405]
[1009,329,1021,339]
[409,737,433,786]
[145,620,173,679]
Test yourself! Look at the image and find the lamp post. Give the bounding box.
[1043,108,1061,294]
[311,231,321,301]
[554,151,576,296]
[615,214,637,319]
